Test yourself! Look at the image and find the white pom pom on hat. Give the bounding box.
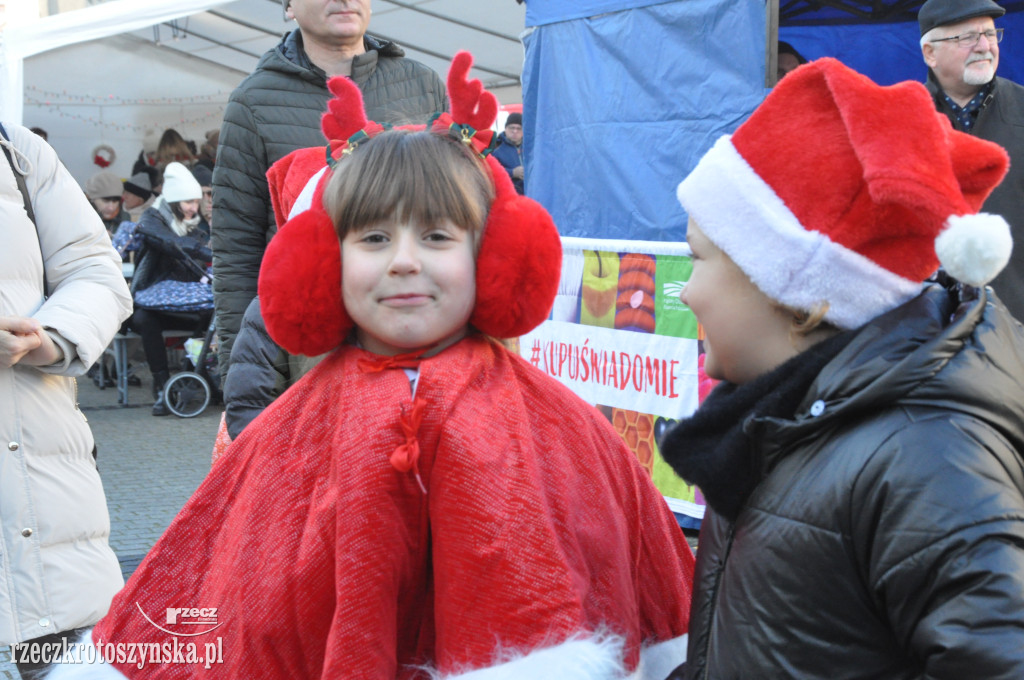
[676,57,1012,330]
[936,213,1013,287]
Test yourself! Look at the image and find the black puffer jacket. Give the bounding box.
[667,282,1024,679]
[222,296,324,440]
[131,199,211,296]
[926,74,1024,322]
[211,31,447,368]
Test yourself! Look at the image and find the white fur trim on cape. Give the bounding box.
[287,166,329,220]
[43,630,127,680]
[41,630,685,679]
[628,634,687,680]
[431,633,686,680]
[677,136,922,330]
[935,213,1012,287]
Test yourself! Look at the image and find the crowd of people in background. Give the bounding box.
[73,127,220,413]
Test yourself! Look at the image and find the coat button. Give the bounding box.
[21,528,33,537]
[809,400,826,417]
[39,617,51,628]
[8,442,18,451]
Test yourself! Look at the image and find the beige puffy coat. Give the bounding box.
[0,123,131,644]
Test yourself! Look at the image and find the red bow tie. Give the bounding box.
[357,349,426,374]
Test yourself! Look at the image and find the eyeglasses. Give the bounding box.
[930,28,1003,48]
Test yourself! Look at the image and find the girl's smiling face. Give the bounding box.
[177,199,200,220]
[341,217,476,357]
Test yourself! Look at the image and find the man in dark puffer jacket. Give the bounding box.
[212,0,447,370]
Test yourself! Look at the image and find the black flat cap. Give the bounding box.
[919,0,1006,36]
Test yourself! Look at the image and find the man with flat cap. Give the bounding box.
[920,0,1024,320]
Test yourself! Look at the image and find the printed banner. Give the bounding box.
[519,322,698,426]
[519,237,709,521]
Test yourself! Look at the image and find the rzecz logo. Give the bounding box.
[136,603,223,636]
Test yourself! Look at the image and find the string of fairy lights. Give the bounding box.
[24,85,228,133]
[25,85,231,105]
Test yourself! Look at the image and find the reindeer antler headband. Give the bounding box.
[258,52,562,357]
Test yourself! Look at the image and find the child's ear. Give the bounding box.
[470,158,562,338]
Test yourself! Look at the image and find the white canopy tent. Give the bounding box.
[1,0,526,183]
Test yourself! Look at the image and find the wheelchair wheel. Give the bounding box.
[163,371,211,418]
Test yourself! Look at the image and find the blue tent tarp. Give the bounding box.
[522,0,765,242]
[782,9,1022,86]
[523,0,1022,241]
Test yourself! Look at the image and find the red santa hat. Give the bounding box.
[676,57,1011,330]
[258,52,562,356]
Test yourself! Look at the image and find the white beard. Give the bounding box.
[963,54,996,86]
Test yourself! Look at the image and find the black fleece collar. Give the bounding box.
[660,332,853,522]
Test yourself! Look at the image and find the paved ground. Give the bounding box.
[84,371,222,579]
[1,370,220,678]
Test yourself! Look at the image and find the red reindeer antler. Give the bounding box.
[447,51,498,131]
[321,76,369,141]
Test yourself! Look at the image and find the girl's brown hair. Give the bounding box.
[156,129,196,169]
[323,130,494,241]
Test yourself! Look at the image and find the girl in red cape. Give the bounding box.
[48,53,693,680]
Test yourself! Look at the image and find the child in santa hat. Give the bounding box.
[46,53,693,680]
[661,57,1024,678]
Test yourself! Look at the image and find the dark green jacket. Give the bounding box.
[926,74,1024,322]
[211,31,447,367]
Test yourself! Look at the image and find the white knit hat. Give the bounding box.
[161,162,203,203]
[677,58,1012,330]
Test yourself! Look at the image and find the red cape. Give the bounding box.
[93,337,693,678]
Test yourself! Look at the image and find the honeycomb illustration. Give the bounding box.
[611,407,655,474]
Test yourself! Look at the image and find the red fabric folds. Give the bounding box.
[91,337,694,679]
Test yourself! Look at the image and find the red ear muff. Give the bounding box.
[471,156,562,338]
[258,203,351,356]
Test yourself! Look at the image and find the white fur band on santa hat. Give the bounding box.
[677,136,922,330]
[288,166,328,220]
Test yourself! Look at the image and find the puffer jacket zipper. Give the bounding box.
[702,523,736,680]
